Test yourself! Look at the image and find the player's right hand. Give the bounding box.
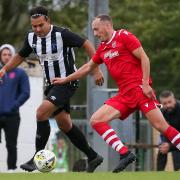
[51,77,67,85]
[0,67,6,78]
[93,69,104,86]
[142,84,156,100]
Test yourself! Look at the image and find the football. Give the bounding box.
[33,149,56,173]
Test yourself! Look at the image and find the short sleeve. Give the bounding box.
[92,45,103,64]
[121,30,141,52]
[18,33,33,58]
[61,29,86,47]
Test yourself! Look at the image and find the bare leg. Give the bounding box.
[55,111,72,132]
[145,108,169,133]
[55,111,103,172]
[90,104,136,172]
[145,108,180,150]
[20,100,57,171]
[90,104,121,125]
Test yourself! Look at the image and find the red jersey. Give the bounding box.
[92,29,152,95]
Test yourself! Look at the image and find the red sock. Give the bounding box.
[164,126,180,150]
[92,122,128,154]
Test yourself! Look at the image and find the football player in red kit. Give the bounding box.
[52,14,180,172]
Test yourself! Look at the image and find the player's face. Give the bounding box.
[92,19,110,42]
[31,16,51,37]
[160,95,176,113]
[0,48,12,65]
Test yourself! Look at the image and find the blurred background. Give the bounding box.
[0,0,180,172]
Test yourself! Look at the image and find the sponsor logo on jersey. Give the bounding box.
[41,54,59,62]
[104,50,119,59]
[112,41,116,48]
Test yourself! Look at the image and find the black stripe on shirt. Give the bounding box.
[68,48,75,74]
[51,28,57,53]
[41,38,46,54]
[44,61,50,84]
[32,34,37,54]
[53,61,61,77]
[63,46,70,76]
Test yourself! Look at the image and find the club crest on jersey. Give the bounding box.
[112,41,116,48]
[52,43,57,52]
[104,50,119,59]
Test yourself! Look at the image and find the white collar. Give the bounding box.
[106,31,116,44]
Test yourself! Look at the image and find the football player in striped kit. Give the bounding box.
[0,6,104,172]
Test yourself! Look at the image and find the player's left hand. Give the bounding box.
[142,84,156,100]
[159,142,170,154]
[92,69,104,86]
[51,77,67,85]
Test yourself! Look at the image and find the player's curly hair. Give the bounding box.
[30,5,48,19]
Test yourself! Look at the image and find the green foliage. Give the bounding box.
[1,0,180,99]
[49,1,89,104]
[110,0,180,97]
[0,0,53,47]
[0,0,29,46]
[0,0,88,104]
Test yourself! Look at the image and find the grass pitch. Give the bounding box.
[1,172,180,180]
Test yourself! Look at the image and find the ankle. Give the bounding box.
[120,151,131,159]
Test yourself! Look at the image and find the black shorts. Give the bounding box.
[44,83,77,115]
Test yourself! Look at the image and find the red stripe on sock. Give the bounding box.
[120,146,129,154]
[104,131,116,141]
[92,122,112,136]
[92,122,129,154]
[108,137,120,145]
[163,126,180,150]
[164,126,179,142]
[173,138,180,147]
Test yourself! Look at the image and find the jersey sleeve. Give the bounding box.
[61,28,86,47]
[92,45,103,64]
[121,30,141,52]
[18,33,33,58]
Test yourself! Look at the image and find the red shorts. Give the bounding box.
[105,87,160,120]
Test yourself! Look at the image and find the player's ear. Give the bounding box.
[44,16,50,23]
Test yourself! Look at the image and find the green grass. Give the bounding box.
[1,172,180,180]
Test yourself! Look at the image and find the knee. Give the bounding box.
[59,123,72,133]
[90,114,103,126]
[36,108,47,120]
[56,118,72,133]
[90,109,112,126]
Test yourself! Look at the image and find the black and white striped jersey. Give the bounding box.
[19,25,85,85]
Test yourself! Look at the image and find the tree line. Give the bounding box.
[0,0,180,102]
